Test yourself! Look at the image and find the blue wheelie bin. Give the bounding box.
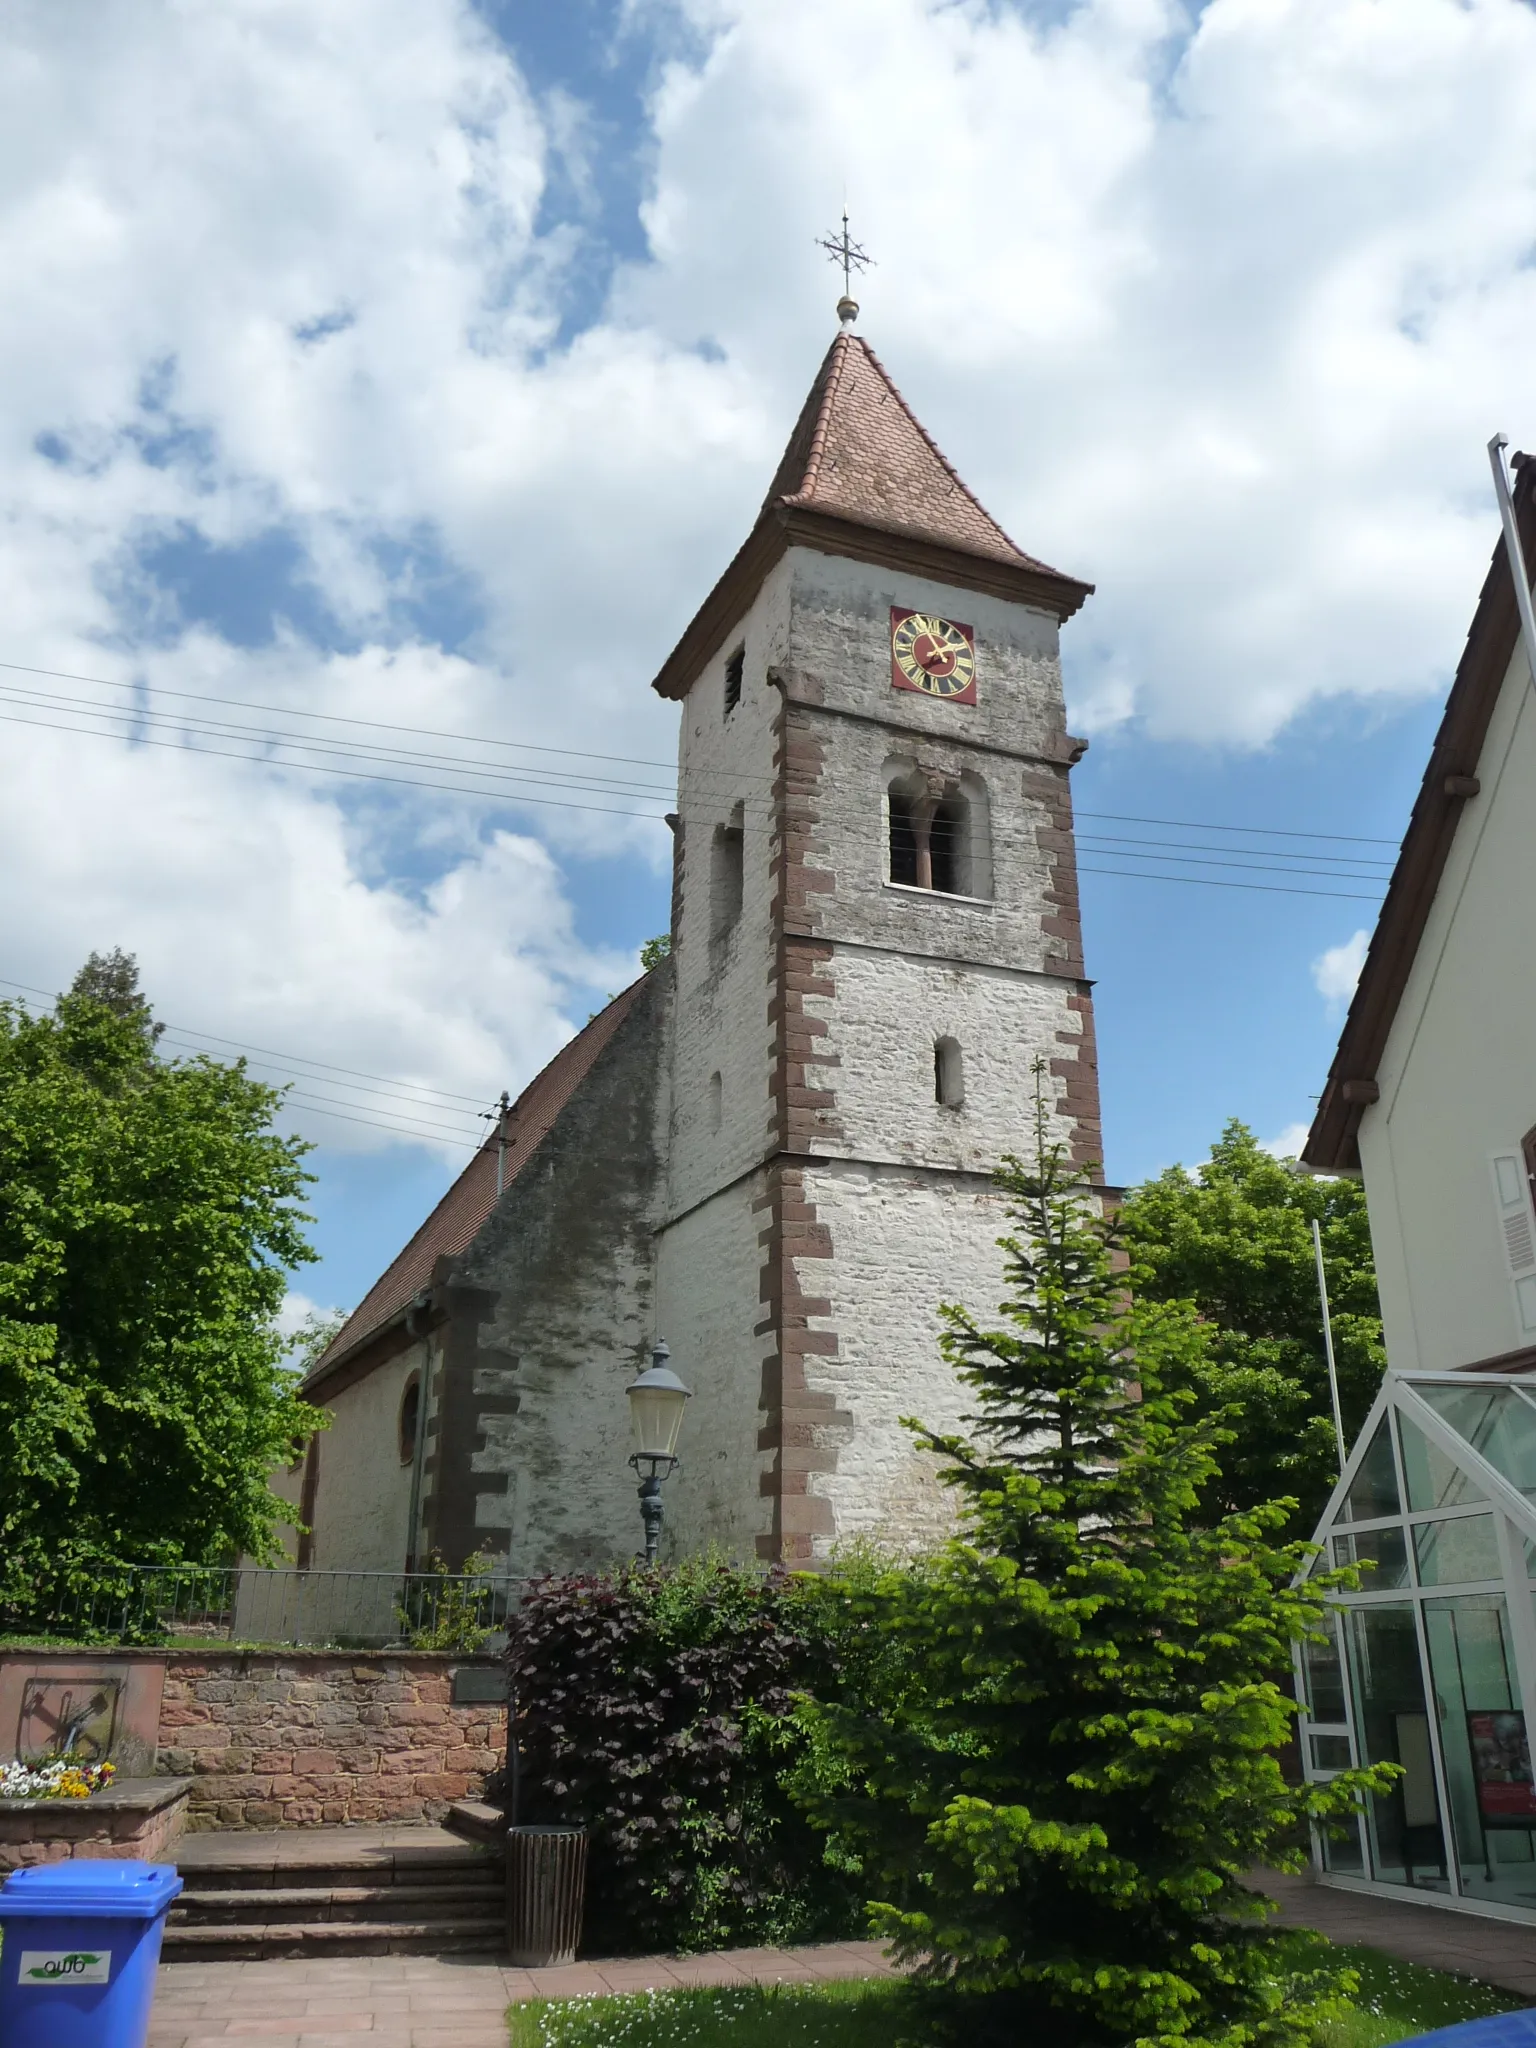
[0,1859,182,2048]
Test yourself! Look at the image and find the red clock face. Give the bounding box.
[890,609,977,704]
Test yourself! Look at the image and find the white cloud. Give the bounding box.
[1261,1122,1313,1161]
[274,1292,344,1340]
[1,0,1533,1167]
[1313,928,1372,1010]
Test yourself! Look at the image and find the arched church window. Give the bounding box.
[399,1374,421,1466]
[935,1036,964,1109]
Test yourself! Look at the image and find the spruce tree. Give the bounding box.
[795,1073,1383,2048]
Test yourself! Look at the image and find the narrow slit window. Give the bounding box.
[935,1036,964,1108]
[724,647,744,716]
[708,1070,723,1132]
[710,813,745,939]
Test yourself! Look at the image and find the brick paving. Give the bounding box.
[1254,1870,1536,1999]
[146,1870,1536,2046]
[146,1939,897,2046]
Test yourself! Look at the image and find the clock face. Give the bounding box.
[890,609,977,704]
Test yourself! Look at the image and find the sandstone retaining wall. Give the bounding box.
[0,1649,507,1831]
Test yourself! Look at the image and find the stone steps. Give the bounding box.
[171,1880,503,1924]
[162,1824,506,1960]
[162,1917,505,1960]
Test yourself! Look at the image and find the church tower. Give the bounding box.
[295,315,1104,1582]
[653,320,1101,1562]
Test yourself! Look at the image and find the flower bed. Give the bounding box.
[0,1757,115,1800]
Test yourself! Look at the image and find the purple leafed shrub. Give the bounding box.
[504,1560,864,1955]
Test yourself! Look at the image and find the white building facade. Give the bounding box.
[1302,449,1536,1921]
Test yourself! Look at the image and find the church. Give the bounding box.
[291,311,1104,1579]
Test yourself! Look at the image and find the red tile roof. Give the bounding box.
[650,328,1092,700]
[761,332,1071,577]
[306,974,653,1386]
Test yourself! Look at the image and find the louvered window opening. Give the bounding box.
[1300,1367,1536,1920]
[1491,1125,1536,1340]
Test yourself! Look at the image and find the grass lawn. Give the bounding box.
[1319,1947,1525,2048]
[509,1948,1528,2048]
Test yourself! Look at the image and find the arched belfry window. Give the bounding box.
[884,762,991,899]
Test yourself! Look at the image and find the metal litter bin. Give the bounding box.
[0,1859,182,2048]
[506,1824,587,1966]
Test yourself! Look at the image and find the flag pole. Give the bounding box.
[1312,1216,1347,1469]
[1488,435,1536,693]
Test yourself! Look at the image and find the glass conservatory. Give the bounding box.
[1300,1373,1536,1919]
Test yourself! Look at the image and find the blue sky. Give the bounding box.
[3,0,1534,1323]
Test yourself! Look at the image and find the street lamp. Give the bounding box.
[626,1340,691,1565]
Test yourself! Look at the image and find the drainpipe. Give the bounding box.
[403,1288,434,1573]
[1488,436,1536,694]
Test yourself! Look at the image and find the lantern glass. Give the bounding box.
[627,1361,691,1459]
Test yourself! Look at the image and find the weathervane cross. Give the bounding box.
[815,211,873,324]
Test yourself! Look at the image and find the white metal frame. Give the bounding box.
[1299,1371,1536,1916]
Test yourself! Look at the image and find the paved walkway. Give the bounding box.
[1254,1870,1536,1999]
[147,1940,896,2047]
[147,1871,1536,2046]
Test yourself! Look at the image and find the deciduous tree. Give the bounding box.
[1118,1122,1384,1529]
[0,958,320,1619]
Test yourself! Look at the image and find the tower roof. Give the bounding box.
[652,329,1091,701]
[761,332,1064,576]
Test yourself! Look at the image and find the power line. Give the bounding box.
[1074,838,1391,884]
[0,658,1404,854]
[152,1026,491,1108]
[1075,806,1398,848]
[1076,829,1395,873]
[0,679,682,803]
[280,1090,483,1147]
[0,658,1404,914]
[0,976,494,1144]
[0,695,1398,882]
[1077,863,1380,902]
[0,704,689,824]
[0,657,694,778]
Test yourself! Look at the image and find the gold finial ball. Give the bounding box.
[837,295,859,327]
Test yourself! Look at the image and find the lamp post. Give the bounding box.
[625,1340,691,1565]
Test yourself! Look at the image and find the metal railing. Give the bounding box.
[3,1565,533,1651]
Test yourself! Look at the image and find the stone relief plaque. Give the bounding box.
[17,1677,121,1764]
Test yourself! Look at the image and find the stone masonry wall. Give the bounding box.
[0,1783,189,1871]
[156,1652,505,1829]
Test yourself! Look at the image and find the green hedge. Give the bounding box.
[504,1560,866,1956]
